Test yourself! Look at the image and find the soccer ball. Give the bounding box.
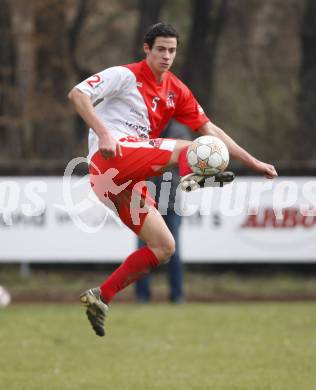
[0,286,11,308]
[187,135,229,175]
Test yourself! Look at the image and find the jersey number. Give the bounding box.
[87,74,101,88]
[151,97,160,112]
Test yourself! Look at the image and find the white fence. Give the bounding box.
[0,176,315,262]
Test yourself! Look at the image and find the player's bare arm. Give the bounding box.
[68,88,122,159]
[198,121,278,179]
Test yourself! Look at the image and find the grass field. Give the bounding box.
[1,303,316,390]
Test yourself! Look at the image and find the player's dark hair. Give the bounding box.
[144,22,179,48]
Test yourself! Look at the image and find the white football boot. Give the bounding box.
[180,171,235,192]
[80,287,109,337]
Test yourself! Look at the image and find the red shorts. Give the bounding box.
[89,137,176,234]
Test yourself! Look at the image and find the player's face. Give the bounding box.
[144,37,177,79]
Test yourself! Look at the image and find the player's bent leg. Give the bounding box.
[94,209,173,311]
[80,208,175,336]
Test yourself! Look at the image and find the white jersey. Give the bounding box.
[75,60,209,161]
[75,66,151,161]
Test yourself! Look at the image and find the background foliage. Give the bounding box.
[1,0,315,173]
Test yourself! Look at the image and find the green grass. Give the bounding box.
[1,303,316,390]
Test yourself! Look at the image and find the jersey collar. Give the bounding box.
[142,59,167,85]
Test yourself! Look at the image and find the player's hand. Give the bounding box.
[98,133,122,159]
[253,160,278,179]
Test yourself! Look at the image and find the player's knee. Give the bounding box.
[157,237,176,264]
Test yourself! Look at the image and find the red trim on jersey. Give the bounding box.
[124,60,209,138]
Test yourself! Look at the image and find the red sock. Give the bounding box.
[178,146,193,176]
[100,246,160,303]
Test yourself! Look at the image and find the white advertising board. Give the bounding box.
[0,176,315,262]
[180,177,316,262]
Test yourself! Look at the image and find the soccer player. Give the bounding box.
[68,22,277,336]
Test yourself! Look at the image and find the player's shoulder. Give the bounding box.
[101,65,135,78]
[123,61,147,81]
[98,65,137,89]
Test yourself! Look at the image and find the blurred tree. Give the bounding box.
[133,0,166,60]
[0,0,312,172]
[213,0,302,165]
[0,0,19,159]
[181,0,228,111]
[68,0,93,81]
[12,0,36,160]
[298,0,316,161]
[68,0,94,140]
[33,0,73,160]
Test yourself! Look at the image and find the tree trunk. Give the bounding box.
[181,0,228,111]
[33,1,73,159]
[68,0,93,141]
[0,0,20,159]
[133,0,166,61]
[298,0,316,161]
[11,0,36,159]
